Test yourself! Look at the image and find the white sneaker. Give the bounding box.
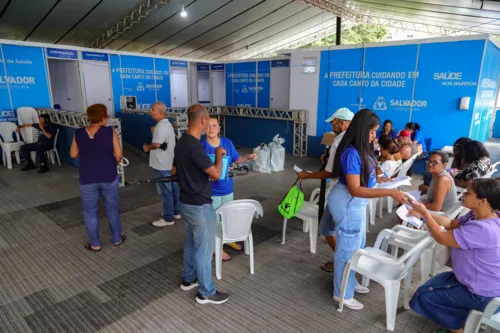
[152,219,175,227]
[173,214,181,220]
[354,284,370,294]
[333,296,364,310]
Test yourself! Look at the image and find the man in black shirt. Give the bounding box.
[16,114,57,173]
[174,104,229,305]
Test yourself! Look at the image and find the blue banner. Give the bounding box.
[211,64,225,71]
[362,44,419,132]
[170,60,188,68]
[82,51,109,62]
[110,55,157,113]
[257,61,270,108]
[226,62,256,107]
[271,59,290,67]
[411,40,483,148]
[473,41,500,142]
[154,58,171,107]
[2,44,51,115]
[46,47,77,59]
[0,46,13,122]
[197,63,209,71]
[110,55,123,113]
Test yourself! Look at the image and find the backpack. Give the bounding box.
[278,178,305,219]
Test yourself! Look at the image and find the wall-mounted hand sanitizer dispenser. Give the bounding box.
[460,97,470,110]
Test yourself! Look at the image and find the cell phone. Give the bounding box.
[159,142,168,151]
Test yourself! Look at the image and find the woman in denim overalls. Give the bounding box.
[329,109,409,310]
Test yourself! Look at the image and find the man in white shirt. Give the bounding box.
[298,107,354,272]
[143,102,181,227]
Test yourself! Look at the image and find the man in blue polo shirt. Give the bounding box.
[16,114,57,173]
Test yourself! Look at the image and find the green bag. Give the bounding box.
[278,178,305,219]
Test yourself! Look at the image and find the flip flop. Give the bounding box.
[226,242,242,251]
[113,235,127,246]
[320,261,334,272]
[84,243,101,252]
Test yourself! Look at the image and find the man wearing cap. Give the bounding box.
[395,130,422,160]
[298,107,354,272]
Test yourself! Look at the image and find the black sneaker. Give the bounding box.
[195,291,229,305]
[37,162,49,174]
[180,279,198,291]
[21,160,36,171]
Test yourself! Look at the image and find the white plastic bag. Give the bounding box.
[251,143,271,173]
[269,134,285,172]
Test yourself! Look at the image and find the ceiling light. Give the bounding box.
[180,2,187,17]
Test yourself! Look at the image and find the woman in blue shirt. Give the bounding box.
[329,109,409,310]
[405,122,425,151]
[202,117,256,261]
[377,119,397,142]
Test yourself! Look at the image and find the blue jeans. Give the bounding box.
[154,169,180,222]
[79,176,122,247]
[181,203,217,297]
[319,203,335,237]
[411,271,498,330]
[329,182,368,299]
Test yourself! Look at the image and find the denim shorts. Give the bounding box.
[410,271,497,330]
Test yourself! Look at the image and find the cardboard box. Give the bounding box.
[321,132,337,145]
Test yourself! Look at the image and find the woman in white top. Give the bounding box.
[378,138,401,177]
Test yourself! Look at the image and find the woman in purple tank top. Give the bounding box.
[70,104,126,252]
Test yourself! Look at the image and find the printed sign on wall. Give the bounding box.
[154,58,171,107]
[82,51,109,62]
[257,61,270,108]
[110,55,157,112]
[362,44,419,131]
[2,44,51,116]
[0,46,13,122]
[46,47,78,59]
[226,62,257,107]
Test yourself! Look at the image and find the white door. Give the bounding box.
[82,61,113,116]
[270,66,290,109]
[197,72,210,106]
[212,71,226,106]
[171,68,188,107]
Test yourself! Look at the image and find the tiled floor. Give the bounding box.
[0,142,499,333]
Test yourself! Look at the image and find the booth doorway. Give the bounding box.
[212,71,225,106]
[81,61,113,116]
[197,71,210,107]
[171,68,188,107]
[48,59,84,112]
[270,66,290,109]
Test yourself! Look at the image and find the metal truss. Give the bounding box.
[125,106,309,157]
[38,108,128,187]
[251,0,489,59]
[87,0,169,49]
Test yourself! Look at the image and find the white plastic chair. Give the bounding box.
[464,297,500,333]
[378,154,419,217]
[282,185,333,254]
[215,200,263,280]
[118,157,130,188]
[44,129,61,166]
[337,232,434,331]
[17,107,39,125]
[0,122,23,169]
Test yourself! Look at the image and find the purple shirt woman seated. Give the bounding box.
[70,104,125,252]
[408,178,500,333]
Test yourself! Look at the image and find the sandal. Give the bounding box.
[222,251,231,261]
[84,243,101,252]
[114,235,127,246]
[320,261,334,272]
[226,242,242,251]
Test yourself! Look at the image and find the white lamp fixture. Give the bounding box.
[180,1,187,17]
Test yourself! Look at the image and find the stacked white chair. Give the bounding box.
[337,231,434,331]
[44,129,61,166]
[463,297,500,333]
[17,107,40,162]
[215,200,263,280]
[0,122,23,169]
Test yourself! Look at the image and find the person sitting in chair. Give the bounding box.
[16,114,57,173]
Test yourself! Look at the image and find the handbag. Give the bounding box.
[278,177,305,219]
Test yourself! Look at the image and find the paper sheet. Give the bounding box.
[378,175,412,189]
[396,205,423,228]
[293,165,312,173]
[406,190,421,201]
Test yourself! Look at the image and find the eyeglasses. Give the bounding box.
[426,160,442,166]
